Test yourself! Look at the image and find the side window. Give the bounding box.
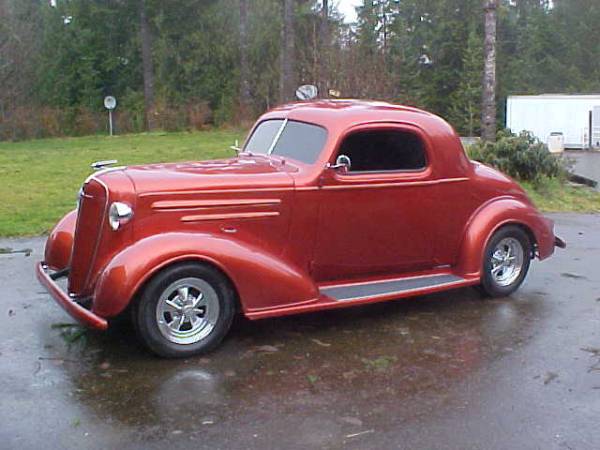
[271,121,328,164]
[337,129,427,172]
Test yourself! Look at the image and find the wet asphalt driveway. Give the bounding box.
[1,213,599,450]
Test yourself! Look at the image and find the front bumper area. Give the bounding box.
[36,262,108,330]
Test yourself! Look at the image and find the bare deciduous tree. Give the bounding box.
[481,0,498,142]
[319,0,329,98]
[280,0,296,103]
[0,0,38,115]
[239,0,251,119]
[140,0,155,130]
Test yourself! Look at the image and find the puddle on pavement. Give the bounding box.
[40,287,546,438]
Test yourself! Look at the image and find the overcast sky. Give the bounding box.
[49,0,363,24]
[335,0,362,23]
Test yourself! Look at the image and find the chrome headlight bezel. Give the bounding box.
[76,187,84,209]
[108,202,133,231]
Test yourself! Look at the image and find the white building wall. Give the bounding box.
[506,94,600,148]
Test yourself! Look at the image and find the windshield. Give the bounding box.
[244,119,328,164]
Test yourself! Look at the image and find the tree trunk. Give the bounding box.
[481,0,498,142]
[319,0,329,98]
[239,0,251,119]
[140,0,155,131]
[279,0,296,103]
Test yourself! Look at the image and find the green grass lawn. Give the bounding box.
[0,130,244,237]
[521,178,600,213]
[0,130,599,237]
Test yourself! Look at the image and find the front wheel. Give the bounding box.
[133,262,236,358]
[479,225,532,298]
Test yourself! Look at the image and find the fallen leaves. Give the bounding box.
[51,323,87,344]
[346,429,374,439]
[311,338,331,347]
[561,272,587,280]
[254,345,279,353]
[340,416,363,426]
[543,371,559,385]
[361,356,398,372]
[242,344,281,358]
[581,347,600,357]
[0,247,32,256]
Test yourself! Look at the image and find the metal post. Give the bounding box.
[589,110,593,149]
[104,96,117,136]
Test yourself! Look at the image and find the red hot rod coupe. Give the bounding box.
[37,100,565,357]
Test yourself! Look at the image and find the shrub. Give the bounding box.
[0,100,214,141]
[467,130,567,182]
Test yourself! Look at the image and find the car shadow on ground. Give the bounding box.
[51,285,546,436]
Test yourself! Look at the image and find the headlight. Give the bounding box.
[108,202,133,231]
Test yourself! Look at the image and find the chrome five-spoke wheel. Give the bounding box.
[490,237,525,287]
[480,225,531,298]
[156,278,220,345]
[134,262,236,358]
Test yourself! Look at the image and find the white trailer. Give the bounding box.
[506,94,600,149]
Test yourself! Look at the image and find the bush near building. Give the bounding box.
[467,130,566,182]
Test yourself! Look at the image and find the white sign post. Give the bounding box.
[104,96,117,136]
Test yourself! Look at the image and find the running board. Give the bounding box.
[320,274,465,302]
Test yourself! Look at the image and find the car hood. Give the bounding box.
[121,155,296,195]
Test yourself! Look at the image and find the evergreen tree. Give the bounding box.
[4,0,600,140]
[448,26,483,136]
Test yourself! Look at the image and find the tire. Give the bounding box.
[479,225,532,298]
[133,262,236,358]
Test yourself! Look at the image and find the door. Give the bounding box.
[312,126,438,282]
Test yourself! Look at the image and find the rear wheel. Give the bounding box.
[480,225,532,298]
[133,262,236,358]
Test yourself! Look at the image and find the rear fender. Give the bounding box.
[455,197,555,279]
[92,232,319,318]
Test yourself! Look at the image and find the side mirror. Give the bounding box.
[327,154,352,172]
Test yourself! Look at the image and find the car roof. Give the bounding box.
[270,99,432,114]
[260,99,455,136]
[268,98,430,122]
[257,99,470,178]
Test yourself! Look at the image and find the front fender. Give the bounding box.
[44,210,77,271]
[455,197,555,279]
[92,232,319,318]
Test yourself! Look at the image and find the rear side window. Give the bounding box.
[338,129,427,172]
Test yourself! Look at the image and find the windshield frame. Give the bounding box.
[266,118,288,155]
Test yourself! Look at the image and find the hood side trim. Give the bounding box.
[181,211,280,222]
[152,198,281,210]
